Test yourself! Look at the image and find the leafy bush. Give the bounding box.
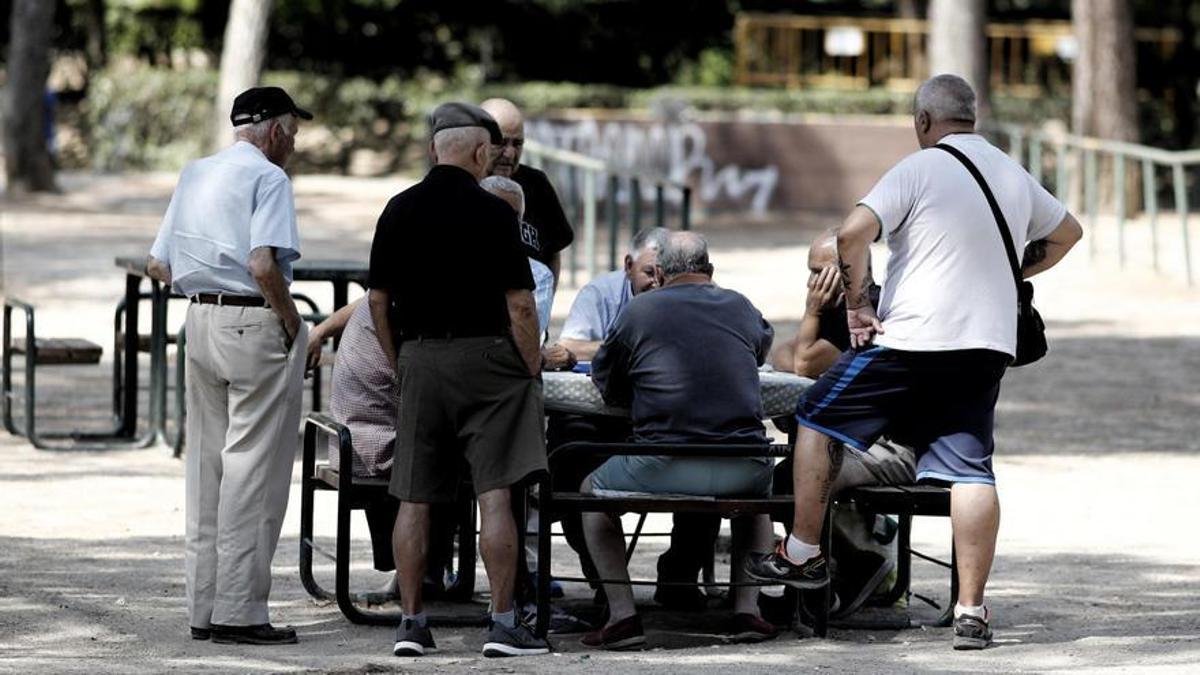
[70,65,1099,173]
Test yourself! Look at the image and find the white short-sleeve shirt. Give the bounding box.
[858,133,1066,357]
[150,141,301,296]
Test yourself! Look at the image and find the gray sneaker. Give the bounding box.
[393,619,436,656]
[482,619,551,657]
[952,611,993,650]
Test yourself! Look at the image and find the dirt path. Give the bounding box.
[1,172,1198,673]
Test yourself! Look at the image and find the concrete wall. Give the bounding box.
[528,112,919,215]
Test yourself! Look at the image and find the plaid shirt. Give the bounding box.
[328,300,400,477]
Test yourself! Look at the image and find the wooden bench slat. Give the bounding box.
[11,338,103,365]
[314,465,390,490]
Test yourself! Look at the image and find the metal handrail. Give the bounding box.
[982,121,1196,286]
[523,138,693,286]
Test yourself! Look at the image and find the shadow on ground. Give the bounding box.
[1,532,1199,673]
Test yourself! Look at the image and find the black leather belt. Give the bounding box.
[403,330,504,340]
[190,293,269,307]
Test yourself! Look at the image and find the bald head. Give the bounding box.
[658,231,713,281]
[807,230,838,273]
[481,98,525,177]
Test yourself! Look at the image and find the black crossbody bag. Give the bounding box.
[934,143,1047,367]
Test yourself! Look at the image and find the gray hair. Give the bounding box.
[627,227,670,259]
[235,113,297,144]
[480,175,525,217]
[658,231,712,278]
[914,74,976,124]
[432,126,489,160]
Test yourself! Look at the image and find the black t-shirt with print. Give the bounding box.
[511,165,574,264]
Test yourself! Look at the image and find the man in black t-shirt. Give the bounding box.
[769,232,879,377]
[481,98,574,284]
[367,102,549,658]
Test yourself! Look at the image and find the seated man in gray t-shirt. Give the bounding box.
[579,232,778,650]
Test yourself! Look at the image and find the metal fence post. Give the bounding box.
[1114,153,1126,268]
[681,187,692,231]
[583,169,597,282]
[607,174,620,272]
[1084,149,1098,260]
[1029,134,1043,185]
[1172,162,1192,286]
[1143,158,1159,273]
[1054,140,1069,205]
[655,184,666,228]
[630,177,642,237]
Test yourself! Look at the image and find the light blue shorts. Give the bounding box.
[590,455,773,497]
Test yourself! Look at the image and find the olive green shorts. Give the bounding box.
[389,336,547,503]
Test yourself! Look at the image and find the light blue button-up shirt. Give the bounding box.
[151,141,301,296]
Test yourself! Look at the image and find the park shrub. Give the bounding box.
[69,65,1102,174]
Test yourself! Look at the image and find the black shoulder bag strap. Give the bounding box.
[932,143,1022,289]
[933,142,1047,366]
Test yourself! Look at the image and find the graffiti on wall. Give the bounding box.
[527,118,779,214]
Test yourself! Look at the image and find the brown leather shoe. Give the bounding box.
[190,626,211,640]
[580,614,645,651]
[210,623,298,645]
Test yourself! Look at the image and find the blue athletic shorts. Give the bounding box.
[794,346,1009,485]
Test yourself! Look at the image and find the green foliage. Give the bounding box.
[72,65,1094,173]
[84,67,216,170]
[674,48,736,87]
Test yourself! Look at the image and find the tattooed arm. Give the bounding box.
[1022,213,1083,278]
[836,206,885,349]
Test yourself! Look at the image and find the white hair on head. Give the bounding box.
[235,113,297,145]
[627,227,670,259]
[480,175,525,217]
[432,126,488,160]
[658,231,711,278]
[914,74,977,123]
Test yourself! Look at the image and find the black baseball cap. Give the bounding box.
[428,102,503,145]
[230,86,313,127]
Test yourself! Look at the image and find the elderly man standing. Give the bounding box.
[480,98,574,284]
[581,232,778,649]
[747,75,1082,650]
[146,86,311,645]
[368,102,549,658]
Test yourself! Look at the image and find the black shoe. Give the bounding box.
[952,610,993,650]
[744,545,830,589]
[210,623,297,645]
[482,618,551,657]
[393,619,437,656]
[190,626,211,640]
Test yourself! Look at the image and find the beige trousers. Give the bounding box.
[184,303,307,628]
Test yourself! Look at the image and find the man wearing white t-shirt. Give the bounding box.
[147,87,312,646]
[747,75,1082,650]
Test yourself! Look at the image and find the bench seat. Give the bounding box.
[11,338,103,365]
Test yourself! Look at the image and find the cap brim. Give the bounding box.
[294,107,314,120]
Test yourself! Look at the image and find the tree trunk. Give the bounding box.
[211,0,274,152]
[3,0,58,194]
[1072,0,1139,211]
[927,0,991,120]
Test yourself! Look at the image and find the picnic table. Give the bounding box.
[112,256,369,448]
[541,368,811,419]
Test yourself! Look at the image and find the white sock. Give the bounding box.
[783,534,821,563]
[954,603,988,620]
